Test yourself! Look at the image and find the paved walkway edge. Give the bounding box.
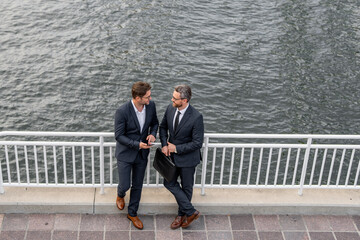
[0,187,359,215]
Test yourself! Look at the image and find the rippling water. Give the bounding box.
[1,0,359,134]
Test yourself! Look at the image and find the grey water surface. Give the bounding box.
[1,0,359,134]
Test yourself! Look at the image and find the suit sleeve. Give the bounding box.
[176,114,204,154]
[149,103,159,137]
[159,106,170,147]
[114,108,140,150]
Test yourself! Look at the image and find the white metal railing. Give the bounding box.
[0,131,359,195]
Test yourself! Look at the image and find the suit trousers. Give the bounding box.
[164,166,196,217]
[117,153,147,217]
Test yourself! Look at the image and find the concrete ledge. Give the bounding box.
[0,187,359,215]
[0,187,94,214]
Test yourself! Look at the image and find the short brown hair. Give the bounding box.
[175,85,191,102]
[132,82,151,98]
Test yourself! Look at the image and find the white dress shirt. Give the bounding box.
[131,100,146,133]
[173,104,189,130]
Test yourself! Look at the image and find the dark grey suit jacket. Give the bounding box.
[115,100,159,162]
[159,104,204,168]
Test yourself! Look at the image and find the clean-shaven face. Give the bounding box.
[140,90,151,105]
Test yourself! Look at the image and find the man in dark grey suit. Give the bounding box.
[114,82,159,229]
[159,85,204,229]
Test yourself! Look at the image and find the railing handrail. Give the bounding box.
[1,131,360,139]
[0,131,114,137]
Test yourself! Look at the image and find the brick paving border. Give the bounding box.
[0,213,359,240]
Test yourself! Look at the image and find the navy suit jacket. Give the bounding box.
[115,100,159,163]
[159,104,204,168]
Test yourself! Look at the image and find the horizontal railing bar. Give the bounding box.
[0,141,101,146]
[206,144,360,149]
[3,183,360,190]
[204,133,360,139]
[207,143,306,148]
[0,131,114,137]
[195,185,360,189]
[2,131,360,140]
[2,142,359,149]
[311,144,360,149]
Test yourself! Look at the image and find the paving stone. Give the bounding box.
[303,215,332,231]
[105,214,130,231]
[80,214,106,231]
[27,214,55,231]
[279,215,306,230]
[155,231,181,240]
[53,231,78,240]
[0,214,4,229]
[254,215,281,231]
[308,232,335,240]
[258,231,284,240]
[54,214,81,231]
[230,214,255,230]
[131,230,155,240]
[1,214,28,231]
[130,215,154,231]
[155,214,179,231]
[181,215,205,231]
[283,232,309,240]
[0,231,26,240]
[205,215,230,231]
[26,231,52,240]
[182,231,207,240]
[207,231,232,240]
[328,216,357,231]
[105,231,130,240]
[79,231,104,240]
[334,232,360,240]
[232,231,258,240]
[352,216,360,231]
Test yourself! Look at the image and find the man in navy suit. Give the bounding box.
[159,85,204,229]
[114,82,159,229]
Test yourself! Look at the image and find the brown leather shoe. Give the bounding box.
[127,214,143,230]
[116,196,125,210]
[170,215,186,229]
[181,211,200,228]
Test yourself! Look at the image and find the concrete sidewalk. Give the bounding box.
[0,213,360,240]
[0,187,359,215]
[0,187,360,239]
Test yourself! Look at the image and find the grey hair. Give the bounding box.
[175,85,192,102]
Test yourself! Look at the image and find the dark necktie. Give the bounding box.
[174,111,181,132]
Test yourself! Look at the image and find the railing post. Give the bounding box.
[200,137,209,196]
[0,154,4,194]
[99,136,105,195]
[298,138,312,196]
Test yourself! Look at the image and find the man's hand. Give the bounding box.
[167,142,176,153]
[162,146,170,156]
[139,142,151,149]
[146,134,156,145]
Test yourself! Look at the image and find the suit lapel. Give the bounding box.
[128,101,141,133]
